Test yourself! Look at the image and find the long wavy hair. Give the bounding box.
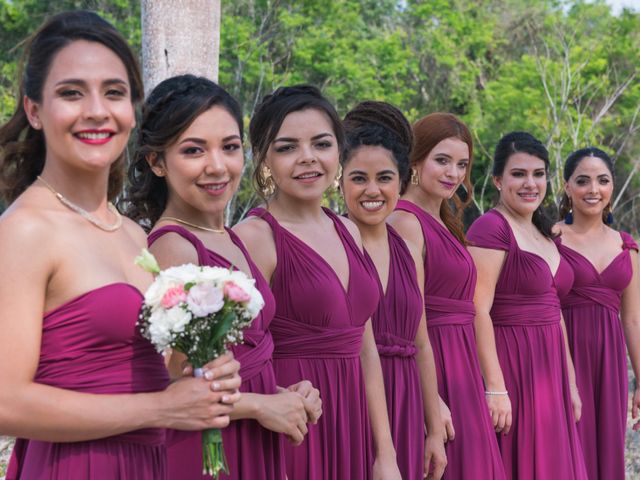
[410,112,474,244]
[0,10,143,204]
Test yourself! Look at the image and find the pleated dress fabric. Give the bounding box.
[249,207,379,480]
[396,200,506,480]
[7,284,170,480]
[467,209,588,480]
[148,225,285,480]
[367,225,425,479]
[557,231,638,480]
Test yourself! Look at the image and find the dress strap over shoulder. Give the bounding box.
[621,231,639,252]
[147,225,209,265]
[467,209,512,251]
[322,207,362,256]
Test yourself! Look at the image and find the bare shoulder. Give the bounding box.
[233,215,274,251]
[387,209,424,251]
[120,216,148,247]
[0,201,59,266]
[335,214,363,248]
[233,216,276,280]
[147,230,200,269]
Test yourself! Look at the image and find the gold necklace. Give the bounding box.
[158,216,226,234]
[37,175,122,232]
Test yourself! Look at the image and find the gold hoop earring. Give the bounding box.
[410,168,419,186]
[260,165,276,196]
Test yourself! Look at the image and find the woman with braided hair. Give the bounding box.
[234,85,401,479]
[125,74,322,480]
[340,100,447,479]
[388,113,506,480]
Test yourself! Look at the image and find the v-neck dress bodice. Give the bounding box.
[248,207,379,480]
[367,225,425,479]
[557,232,638,480]
[468,209,587,480]
[396,200,506,480]
[148,225,284,480]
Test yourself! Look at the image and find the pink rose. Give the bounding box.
[161,285,187,309]
[223,281,251,303]
[186,283,224,317]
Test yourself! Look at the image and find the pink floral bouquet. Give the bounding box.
[135,249,264,478]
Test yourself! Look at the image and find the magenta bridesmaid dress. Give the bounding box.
[148,225,285,480]
[467,209,588,480]
[249,207,379,480]
[396,200,506,480]
[7,284,170,480]
[557,232,638,480]
[367,225,425,479]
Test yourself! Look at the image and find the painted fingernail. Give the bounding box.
[222,395,230,402]
[204,371,213,380]
[212,382,220,391]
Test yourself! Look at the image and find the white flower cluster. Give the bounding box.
[137,258,265,356]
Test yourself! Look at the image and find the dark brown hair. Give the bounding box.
[558,146,614,224]
[493,131,556,239]
[411,112,474,244]
[249,84,344,202]
[124,74,243,230]
[0,10,142,204]
[342,100,412,191]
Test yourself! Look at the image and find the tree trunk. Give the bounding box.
[141,0,221,96]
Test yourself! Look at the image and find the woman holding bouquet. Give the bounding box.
[340,100,447,479]
[0,11,240,480]
[234,85,401,479]
[126,74,321,480]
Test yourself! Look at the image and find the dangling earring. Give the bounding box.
[333,164,343,190]
[410,168,419,186]
[260,164,276,196]
[564,197,574,225]
[604,204,614,225]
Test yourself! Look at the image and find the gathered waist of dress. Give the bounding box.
[490,292,561,327]
[375,331,417,358]
[35,347,170,395]
[233,330,275,382]
[425,296,475,327]
[270,315,364,359]
[561,286,622,314]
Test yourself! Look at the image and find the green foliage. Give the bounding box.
[1,0,638,233]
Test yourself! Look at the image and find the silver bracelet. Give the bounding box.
[484,390,508,396]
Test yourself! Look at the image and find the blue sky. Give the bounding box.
[604,0,639,14]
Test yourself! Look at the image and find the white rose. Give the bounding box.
[162,264,202,284]
[165,305,193,333]
[147,308,173,350]
[246,290,265,319]
[198,266,231,284]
